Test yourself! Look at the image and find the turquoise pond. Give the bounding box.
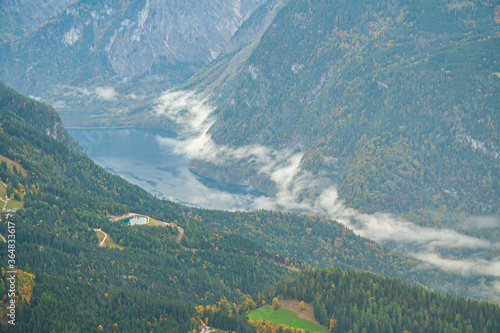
[122,216,148,226]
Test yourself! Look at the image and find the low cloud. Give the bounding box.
[461,216,500,230]
[95,86,117,101]
[154,90,499,251]
[155,90,212,135]
[56,85,119,101]
[153,90,500,299]
[415,253,500,278]
[77,87,91,96]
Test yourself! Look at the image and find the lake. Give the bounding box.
[68,128,263,211]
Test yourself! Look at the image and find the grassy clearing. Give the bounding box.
[0,182,24,210]
[105,236,124,249]
[279,299,321,326]
[6,199,23,209]
[247,306,329,333]
[0,173,25,210]
[0,154,27,176]
[95,229,124,249]
[147,217,171,227]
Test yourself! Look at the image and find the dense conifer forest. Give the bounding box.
[0,0,499,332]
[0,76,498,331]
[189,0,500,238]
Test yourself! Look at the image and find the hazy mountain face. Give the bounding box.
[187,0,500,231]
[0,0,268,126]
[4,0,495,235]
[0,0,75,42]
[1,0,500,307]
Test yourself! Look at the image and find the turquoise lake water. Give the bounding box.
[122,216,148,226]
[68,128,263,211]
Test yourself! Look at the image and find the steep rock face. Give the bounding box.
[184,0,288,93]
[0,0,267,126]
[0,0,267,92]
[92,0,268,78]
[0,0,75,42]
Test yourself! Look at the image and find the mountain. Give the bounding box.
[0,84,498,331]
[186,0,500,233]
[0,0,269,127]
[0,81,285,331]
[0,0,75,42]
[0,81,78,149]
[253,268,500,333]
[1,1,498,232]
[205,268,500,332]
[1,1,500,330]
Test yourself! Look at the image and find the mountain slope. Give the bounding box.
[0,84,498,331]
[0,82,291,331]
[0,0,269,127]
[196,268,500,332]
[0,81,77,149]
[260,268,500,333]
[0,0,75,42]
[189,0,500,231]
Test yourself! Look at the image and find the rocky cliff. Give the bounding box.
[0,0,268,126]
[0,0,75,42]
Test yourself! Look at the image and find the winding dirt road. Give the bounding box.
[0,234,5,243]
[154,221,195,251]
[174,226,197,252]
[93,228,108,247]
[201,324,212,333]
[0,181,9,210]
[1,198,7,210]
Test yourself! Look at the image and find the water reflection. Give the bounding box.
[68,128,262,210]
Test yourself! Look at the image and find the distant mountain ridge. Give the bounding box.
[187,0,500,233]
[1,82,499,331]
[0,0,269,127]
[0,0,76,42]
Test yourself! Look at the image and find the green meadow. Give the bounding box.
[247,306,328,333]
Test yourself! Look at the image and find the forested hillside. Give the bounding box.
[1,0,499,331]
[0,83,497,330]
[189,0,500,232]
[259,268,500,333]
[193,268,500,333]
[189,208,499,301]
[0,82,290,331]
[0,81,77,149]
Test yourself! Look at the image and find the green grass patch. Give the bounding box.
[105,236,123,249]
[0,184,6,197]
[0,154,27,176]
[247,306,328,333]
[6,199,23,209]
